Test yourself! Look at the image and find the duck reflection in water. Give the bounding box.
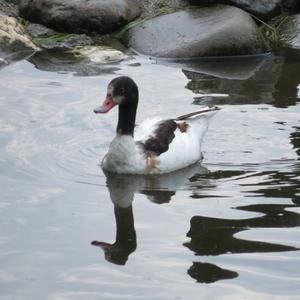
[91,163,300,283]
[91,163,208,265]
[91,204,136,265]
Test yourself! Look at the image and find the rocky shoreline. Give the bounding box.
[1,0,300,71]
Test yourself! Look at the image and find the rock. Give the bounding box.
[0,0,17,16]
[279,14,300,50]
[34,33,94,50]
[24,23,96,50]
[18,0,141,34]
[0,14,39,66]
[139,0,187,16]
[3,0,20,4]
[26,23,57,38]
[125,5,269,58]
[188,0,300,20]
[69,46,128,64]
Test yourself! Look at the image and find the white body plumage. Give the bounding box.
[102,108,216,174]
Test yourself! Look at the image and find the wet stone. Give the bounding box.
[0,14,38,66]
[188,0,300,20]
[26,23,57,38]
[0,0,18,16]
[33,33,95,50]
[125,5,269,58]
[18,0,141,34]
[279,14,300,50]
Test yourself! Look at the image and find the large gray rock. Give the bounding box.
[279,14,300,50]
[125,5,269,58]
[18,0,141,34]
[139,0,187,16]
[3,0,20,4]
[188,0,300,20]
[0,0,17,16]
[0,14,38,67]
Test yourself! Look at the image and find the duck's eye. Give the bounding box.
[119,87,125,94]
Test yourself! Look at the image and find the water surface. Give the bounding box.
[0,51,300,300]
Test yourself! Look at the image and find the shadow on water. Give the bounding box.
[92,162,300,282]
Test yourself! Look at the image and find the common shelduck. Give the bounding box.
[94,76,219,174]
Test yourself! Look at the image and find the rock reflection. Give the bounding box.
[184,198,300,282]
[273,56,300,107]
[0,50,35,70]
[185,204,299,257]
[188,262,238,283]
[242,167,300,204]
[290,126,300,157]
[29,49,121,76]
[184,164,300,282]
[182,54,300,107]
[183,54,268,81]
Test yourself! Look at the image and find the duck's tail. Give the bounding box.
[175,106,220,121]
[175,106,219,147]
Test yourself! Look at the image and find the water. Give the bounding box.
[0,51,300,300]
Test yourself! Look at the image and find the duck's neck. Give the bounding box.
[117,103,137,136]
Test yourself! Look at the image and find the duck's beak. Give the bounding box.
[94,96,117,114]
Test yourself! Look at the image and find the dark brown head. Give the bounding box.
[94,76,139,114]
[94,76,139,135]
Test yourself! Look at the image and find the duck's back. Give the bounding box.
[136,107,217,174]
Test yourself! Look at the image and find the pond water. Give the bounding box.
[0,50,300,300]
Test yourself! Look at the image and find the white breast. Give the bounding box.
[102,135,147,174]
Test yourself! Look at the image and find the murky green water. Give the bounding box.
[0,51,300,300]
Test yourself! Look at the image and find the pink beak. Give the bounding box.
[94,96,117,114]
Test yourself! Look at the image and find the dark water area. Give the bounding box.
[0,50,300,299]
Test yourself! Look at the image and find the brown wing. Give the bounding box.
[142,119,177,156]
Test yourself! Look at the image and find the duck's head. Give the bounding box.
[94,76,139,114]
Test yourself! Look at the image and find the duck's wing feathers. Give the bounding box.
[142,119,178,155]
[135,106,219,157]
[136,118,178,156]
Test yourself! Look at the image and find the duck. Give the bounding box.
[94,76,219,174]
